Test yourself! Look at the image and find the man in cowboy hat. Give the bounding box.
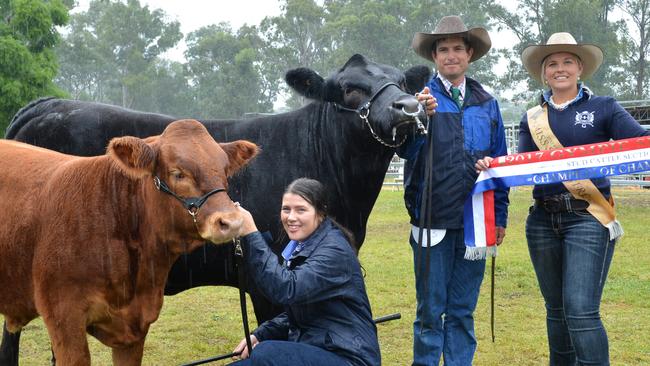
[396,15,509,366]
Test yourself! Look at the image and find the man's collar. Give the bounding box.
[437,74,466,97]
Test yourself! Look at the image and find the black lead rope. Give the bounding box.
[491,256,496,342]
[179,239,251,366]
[416,112,436,336]
[233,238,254,358]
[180,351,241,366]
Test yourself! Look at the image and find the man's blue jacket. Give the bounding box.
[241,219,381,366]
[397,75,509,229]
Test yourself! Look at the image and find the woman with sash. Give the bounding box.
[478,33,648,365]
[229,178,380,366]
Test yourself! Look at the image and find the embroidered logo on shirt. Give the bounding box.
[574,111,595,128]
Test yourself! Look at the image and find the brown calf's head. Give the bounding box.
[108,119,258,247]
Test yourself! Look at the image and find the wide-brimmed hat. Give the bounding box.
[521,32,603,84]
[411,15,491,63]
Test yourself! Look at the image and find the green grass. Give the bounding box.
[3,187,650,365]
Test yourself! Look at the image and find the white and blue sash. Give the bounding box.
[464,135,650,259]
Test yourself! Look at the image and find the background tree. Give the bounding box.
[130,59,194,117]
[617,0,650,99]
[259,0,328,108]
[320,0,503,80]
[55,17,111,101]
[55,0,182,109]
[490,0,625,102]
[10,0,646,123]
[185,23,276,118]
[0,0,71,132]
[262,0,505,107]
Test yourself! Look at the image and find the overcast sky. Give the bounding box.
[75,0,283,30]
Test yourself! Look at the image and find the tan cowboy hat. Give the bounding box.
[521,32,604,84]
[411,15,491,63]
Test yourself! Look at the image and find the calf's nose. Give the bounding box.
[203,212,243,243]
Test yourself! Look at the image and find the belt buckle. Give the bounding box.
[543,197,562,213]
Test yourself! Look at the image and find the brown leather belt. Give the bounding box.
[535,195,590,213]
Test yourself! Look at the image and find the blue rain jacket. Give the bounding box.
[397,75,509,229]
[241,218,380,366]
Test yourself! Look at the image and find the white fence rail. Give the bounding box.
[383,157,404,189]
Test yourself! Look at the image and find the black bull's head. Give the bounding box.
[286,54,431,146]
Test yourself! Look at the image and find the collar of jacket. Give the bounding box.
[290,218,334,259]
[538,83,593,107]
[432,73,494,106]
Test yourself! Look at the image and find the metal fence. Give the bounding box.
[620,99,650,125]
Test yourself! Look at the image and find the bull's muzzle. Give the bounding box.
[201,210,244,244]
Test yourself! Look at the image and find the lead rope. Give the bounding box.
[491,256,496,342]
[233,238,253,356]
[416,112,435,336]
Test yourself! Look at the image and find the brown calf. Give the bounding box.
[0,119,257,365]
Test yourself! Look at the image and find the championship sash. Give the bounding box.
[527,105,623,239]
[463,132,650,259]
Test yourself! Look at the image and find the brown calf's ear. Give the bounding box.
[220,140,259,176]
[108,136,156,179]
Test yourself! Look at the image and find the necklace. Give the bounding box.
[549,95,575,111]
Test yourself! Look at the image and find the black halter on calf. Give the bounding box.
[153,176,226,224]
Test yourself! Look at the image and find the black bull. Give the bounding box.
[0,54,430,364]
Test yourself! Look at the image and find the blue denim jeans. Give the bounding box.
[228,340,350,366]
[409,229,486,366]
[526,205,615,366]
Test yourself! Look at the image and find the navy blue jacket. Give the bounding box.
[242,219,380,366]
[519,86,650,199]
[397,75,509,228]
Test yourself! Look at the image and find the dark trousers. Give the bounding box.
[228,340,350,365]
[409,229,485,366]
[526,206,615,366]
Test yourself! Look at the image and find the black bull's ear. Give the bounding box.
[404,65,431,94]
[285,68,344,103]
[285,67,326,100]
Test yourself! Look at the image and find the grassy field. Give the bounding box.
[3,187,650,365]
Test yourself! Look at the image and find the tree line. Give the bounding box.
[1,0,649,132]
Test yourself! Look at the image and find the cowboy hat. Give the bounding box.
[411,15,491,63]
[521,32,603,84]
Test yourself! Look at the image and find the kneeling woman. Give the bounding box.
[230,178,381,366]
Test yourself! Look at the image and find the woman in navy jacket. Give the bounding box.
[517,33,649,366]
[229,178,380,366]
